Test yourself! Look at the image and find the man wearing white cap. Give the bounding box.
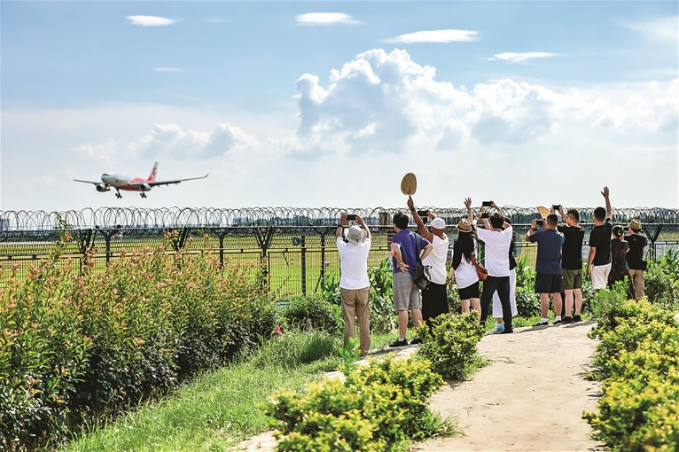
[408,196,450,323]
[336,214,372,355]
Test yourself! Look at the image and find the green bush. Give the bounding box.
[584,299,679,451]
[367,258,397,334]
[280,295,342,334]
[416,313,485,380]
[514,255,540,317]
[0,238,281,450]
[645,249,679,309]
[263,355,453,452]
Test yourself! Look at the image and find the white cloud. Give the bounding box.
[155,68,183,72]
[126,15,177,27]
[74,138,119,162]
[490,52,559,63]
[296,13,359,25]
[385,29,478,44]
[290,48,678,159]
[621,16,679,43]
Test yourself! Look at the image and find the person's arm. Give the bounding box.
[464,198,474,223]
[448,265,455,288]
[392,244,409,273]
[420,243,434,261]
[355,215,371,240]
[525,219,538,241]
[336,213,347,238]
[587,247,596,275]
[491,200,504,216]
[558,205,566,218]
[408,196,433,242]
[602,186,612,220]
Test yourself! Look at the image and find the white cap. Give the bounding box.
[345,225,367,244]
[431,218,446,230]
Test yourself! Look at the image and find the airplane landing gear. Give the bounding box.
[140,192,147,199]
[115,190,122,199]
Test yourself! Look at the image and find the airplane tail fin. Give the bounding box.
[148,162,158,182]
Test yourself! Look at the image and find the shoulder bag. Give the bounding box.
[470,255,488,281]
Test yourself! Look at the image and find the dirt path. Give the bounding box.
[240,321,605,452]
[414,320,605,452]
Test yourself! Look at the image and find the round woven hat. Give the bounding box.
[457,219,472,233]
[401,173,417,195]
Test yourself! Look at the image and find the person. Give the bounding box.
[491,209,518,333]
[556,206,585,323]
[526,213,565,326]
[587,187,613,291]
[449,198,480,314]
[475,204,514,333]
[390,211,433,347]
[608,225,634,299]
[408,196,449,322]
[625,219,648,298]
[336,214,372,355]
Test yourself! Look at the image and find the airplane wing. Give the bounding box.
[74,179,104,185]
[133,174,209,188]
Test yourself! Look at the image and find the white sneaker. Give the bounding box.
[491,324,505,334]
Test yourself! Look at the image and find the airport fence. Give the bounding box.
[1,206,678,295]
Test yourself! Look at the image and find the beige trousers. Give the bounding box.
[629,269,645,298]
[340,287,371,353]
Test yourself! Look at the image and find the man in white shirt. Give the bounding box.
[476,211,514,334]
[336,214,372,354]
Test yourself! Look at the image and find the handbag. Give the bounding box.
[414,257,431,290]
[470,255,488,281]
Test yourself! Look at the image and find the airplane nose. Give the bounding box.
[101,174,113,184]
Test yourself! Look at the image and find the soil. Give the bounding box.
[239,321,606,452]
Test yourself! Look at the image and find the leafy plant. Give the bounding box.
[367,258,396,334]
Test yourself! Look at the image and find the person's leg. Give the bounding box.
[421,286,433,323]
[355,287,371,354]
[398,310,409,339]
[509,268,518,317]
[496,277,512,332]
[629,269,644,298]
[471,298,481,313]
[574,289,583,316]
[461,299,470,313]
[564,289,574,317]
[540,293,550,319]
[552,291,563,320]
[410,283,423,328]
[480,277,499,324]
[411,309,423,328]
[340,288,357,348]
[392,272,410,342]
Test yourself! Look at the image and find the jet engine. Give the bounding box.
[96,184,110,192]
[139,184,152,192]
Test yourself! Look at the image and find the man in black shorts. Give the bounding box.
[526,214,565,326]
[556,206,585,322]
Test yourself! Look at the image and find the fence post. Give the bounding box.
[301,235,307,296]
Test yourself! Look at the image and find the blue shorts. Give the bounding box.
[535,272,562,294]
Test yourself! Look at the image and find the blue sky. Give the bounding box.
[2,1,677,212]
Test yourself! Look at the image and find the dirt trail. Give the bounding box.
[413,320,605,452]
[240,321,605,452]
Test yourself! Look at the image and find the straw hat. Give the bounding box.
[456,219,472,233]
[344,225,367,244]
[629,219,642,231]
[400,173,417,195]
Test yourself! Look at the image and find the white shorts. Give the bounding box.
[591,263,612,290]
[493,268,518,318]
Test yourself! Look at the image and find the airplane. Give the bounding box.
[74,162,208,198]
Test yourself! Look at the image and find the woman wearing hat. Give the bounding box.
[408,196,450,322]
[449,198,481,314]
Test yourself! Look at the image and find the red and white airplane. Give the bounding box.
[74,162,208,198]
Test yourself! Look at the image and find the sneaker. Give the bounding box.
[533,320,549,327]
[389,338,409,347]
[490,324,505,334]
[501,328,514,334]
[409,337,423,345]
[573,315,582,322]
[553,318,562,325]
[562,316,573,324]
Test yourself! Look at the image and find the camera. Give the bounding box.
[346,214,357,221]
[535,219,544,226]
[482,201,492,207]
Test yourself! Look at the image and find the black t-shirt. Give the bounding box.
[558,224,585,270]
[589,218,613,266]
[508,238,517,271]
[625,234,648,270]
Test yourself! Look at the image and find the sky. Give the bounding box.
[2,0,678,213]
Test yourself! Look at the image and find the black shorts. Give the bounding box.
[458,281,480,299]
[534,272,563,294]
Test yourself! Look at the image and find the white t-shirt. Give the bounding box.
[422,234,449,285]
[336,236,371,290]
[476,226,513,277]
[454,239,479,289]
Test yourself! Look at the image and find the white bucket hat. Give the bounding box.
[344,225,367,244]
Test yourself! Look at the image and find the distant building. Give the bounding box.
[0,218,9,231]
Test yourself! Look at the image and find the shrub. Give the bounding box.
[513,255,540,317]
[416,313,485,380]
[280,295,341,334]
[645,249,679,309]
[263,355,453,452]
[367,258,397,334]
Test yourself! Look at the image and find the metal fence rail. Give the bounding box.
[1,207,678,295]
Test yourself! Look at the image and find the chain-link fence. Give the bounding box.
[1,207,677,294]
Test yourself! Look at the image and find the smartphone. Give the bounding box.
[417,210,428,217]
[553,205,561,210]
[482,201,492,207]
[346,214,357,221]
[536,219,544,226]
[481,212,490,219]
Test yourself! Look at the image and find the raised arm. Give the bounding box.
[408,196,433,242]
[464,198,474,223]
[355,215,371,240]
[602,187,612,220]
[491,200,504,217]
[336,213,347,238]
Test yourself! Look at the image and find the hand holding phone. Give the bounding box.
[536,219,544,226]
[482,201,492,207]
[346,214,357,221]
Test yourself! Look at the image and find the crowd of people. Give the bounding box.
[335,186,648,350]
